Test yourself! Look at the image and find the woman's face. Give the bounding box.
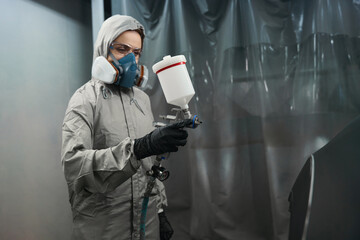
[108,30,142,64]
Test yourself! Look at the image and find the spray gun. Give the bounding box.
[139,55,202,240]
[149,55,202,181]
[146,109,202,182]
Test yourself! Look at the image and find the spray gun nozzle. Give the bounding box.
[189,115,202,128]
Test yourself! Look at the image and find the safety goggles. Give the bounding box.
[109,42,142,58]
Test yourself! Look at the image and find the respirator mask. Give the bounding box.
[91,52,148,89]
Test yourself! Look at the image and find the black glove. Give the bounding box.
[134,119,191,160]
[159,211,174,240]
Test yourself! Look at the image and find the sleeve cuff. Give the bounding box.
[129,139,141,169]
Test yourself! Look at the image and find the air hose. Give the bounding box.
[140,192,151,239]
[140,163,169,240]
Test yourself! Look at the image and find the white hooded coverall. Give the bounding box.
[61,15,167,240]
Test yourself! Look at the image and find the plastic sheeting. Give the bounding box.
[111,0,360,239]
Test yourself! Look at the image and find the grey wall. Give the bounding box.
[0,0,92,239]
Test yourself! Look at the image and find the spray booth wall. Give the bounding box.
[0,0,360,240]
[111,0,360,239]
[0,0,92,239]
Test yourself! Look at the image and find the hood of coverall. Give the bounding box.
[93,15,145,62]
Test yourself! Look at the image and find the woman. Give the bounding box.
[61,15,187,240]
